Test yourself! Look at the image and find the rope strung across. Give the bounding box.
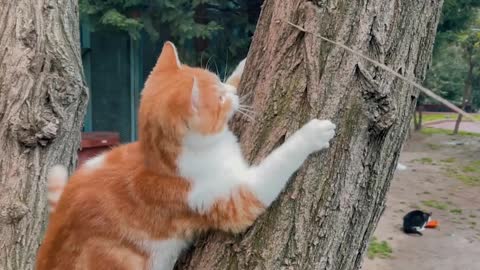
[285,20,478,122]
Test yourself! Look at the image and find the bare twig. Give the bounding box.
[285,20,478,122]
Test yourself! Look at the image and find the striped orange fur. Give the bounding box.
[36,42,264,270]
[36,41,336,270]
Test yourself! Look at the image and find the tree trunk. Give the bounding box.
[454,111,463,134]
[414,104,423,131]
[177,0,442,269]
[454,55,474,134]
[0,1,88,269]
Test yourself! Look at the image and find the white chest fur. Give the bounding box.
[143,239,189,270]
[178,130,249,213]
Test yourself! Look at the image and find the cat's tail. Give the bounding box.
[47,165,68,213]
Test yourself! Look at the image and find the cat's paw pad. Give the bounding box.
[301,119,336,150]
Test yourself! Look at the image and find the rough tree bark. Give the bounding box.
[178,0,442,269]
[0,1,87,269]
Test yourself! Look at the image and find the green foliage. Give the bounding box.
[450,208,463,214]
[426,143,441,150]
[367,237,393,260]
[420,113,480,122]
[424,45,467,104]
[99,9,143,39]
[422,200,449,210]
[80,0,222,42]
[413,157,433,164]
[457,174,480,185]
[79,0,259,72]
[441,157,457,163]
[462,160,480,174]
[444,162,480,186]
[425,3,480,110]
[438,0,480,33]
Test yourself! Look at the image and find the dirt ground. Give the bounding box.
[362,132,480,270]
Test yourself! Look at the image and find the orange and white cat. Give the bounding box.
[36,42,336,270]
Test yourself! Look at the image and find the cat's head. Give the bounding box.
[139,42,242,160]
[424,211,432,221]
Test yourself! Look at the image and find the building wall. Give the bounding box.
[81,22,163,142]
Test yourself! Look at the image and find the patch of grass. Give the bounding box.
[427,143,441,150]
[444,167,458,176]
[422,113,480,123]
[450,209,463,214]
[441,157,456,163]
[413,157,433,164]
[462,160,480,173]
[456,174,480,186]
[420,128,451,136]
[454,130,480,137]
[423,191,431,195]
[422,113,457,122]
[368,237,393,260]
[462,166,478,173]
[420,127,480,137]
[422,200,449,210]
[470,214,477,218]
[444,164,480,186]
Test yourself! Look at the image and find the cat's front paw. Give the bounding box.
[300,119,336,151]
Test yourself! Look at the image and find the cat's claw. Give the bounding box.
[301,119,336,151]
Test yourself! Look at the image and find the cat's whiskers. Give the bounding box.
[237,110,255,122]
[223,51,229,83]
[236,105,256,122]
[205,55,214,71]
[239,92,253,103]
[212,59,220,78]
[238,107,256,115]
[238,104,255,110]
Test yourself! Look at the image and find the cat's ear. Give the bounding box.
[191,77,200,113]
[156,41,181,71]
[225,58,246,88]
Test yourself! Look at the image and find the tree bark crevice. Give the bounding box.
[0,1,87,269]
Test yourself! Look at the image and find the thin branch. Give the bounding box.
[285,20,478,122]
